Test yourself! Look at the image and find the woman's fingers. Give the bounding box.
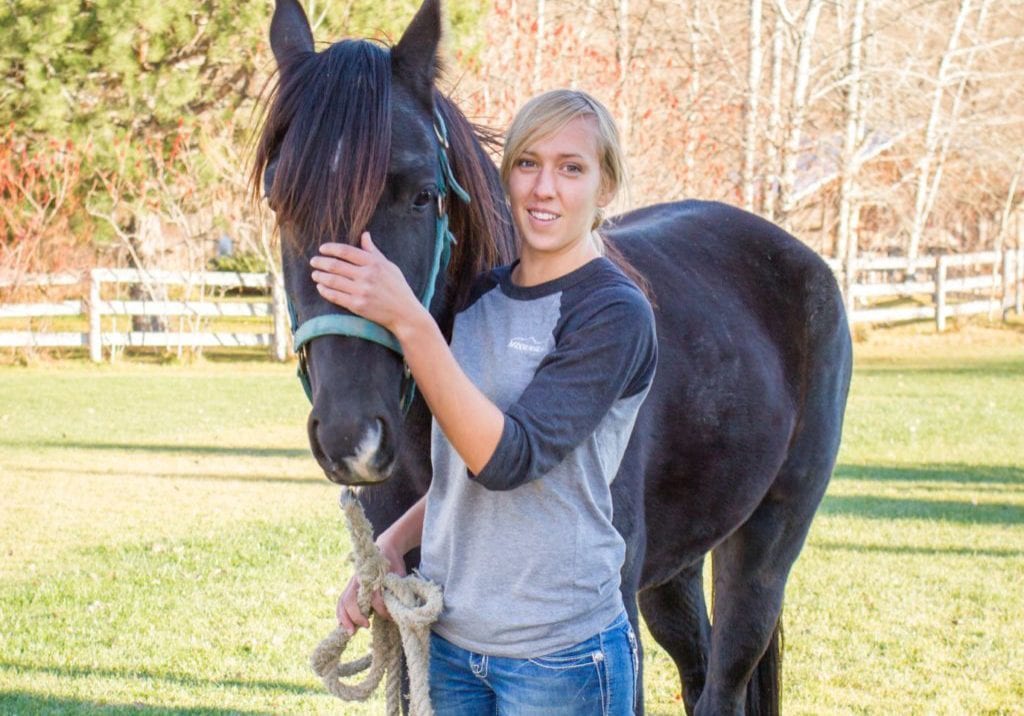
[317,241,371,264]
[371,591,392,621]
[338,577,371,633]
[311,262,366,311]
[311,268,359,293]
[339,601,370,633]
[309,255,361,278]
[338,604,356,635]
[315,283,353,311]
[360,231,379,253]
[345,601,370,631]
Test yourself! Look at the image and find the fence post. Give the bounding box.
[1018,248,1023,316]
[271,272,288,362]
[935,255,948,332]
[1002,250,1012,318]
[89,269,101,362]
[844,258,856,320]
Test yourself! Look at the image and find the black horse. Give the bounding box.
[254,1,853,713]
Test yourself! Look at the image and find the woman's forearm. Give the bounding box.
[379,494,429,556]
[394,308,504,475]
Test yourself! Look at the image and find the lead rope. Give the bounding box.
[310,488,443,716]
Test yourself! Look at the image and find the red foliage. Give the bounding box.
[0,125,94,280]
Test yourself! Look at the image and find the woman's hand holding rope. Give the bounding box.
[338,536,407,633]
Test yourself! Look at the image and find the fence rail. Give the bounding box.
[0,268,288,361]
[3,249,1023,360]
[827,248,1023,328]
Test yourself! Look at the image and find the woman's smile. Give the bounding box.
[527,208,559,221]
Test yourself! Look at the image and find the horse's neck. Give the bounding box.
[441,100,517,310]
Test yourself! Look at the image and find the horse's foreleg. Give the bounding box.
[638,560,711,716]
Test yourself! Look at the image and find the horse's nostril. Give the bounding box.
[307,418,320,454]
[307,416,336,468]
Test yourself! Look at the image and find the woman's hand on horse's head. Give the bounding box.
[311,232,423,333]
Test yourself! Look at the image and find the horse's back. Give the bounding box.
[609,199,848,405]
[606,200,852,580]
[610,199,841,329]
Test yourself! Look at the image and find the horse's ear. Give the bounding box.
[270,0,315,68]
[391,0,442,108]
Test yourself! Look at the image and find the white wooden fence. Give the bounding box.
[2,249,1023,361]
[828,248,1024,328]
[0,268,288,362]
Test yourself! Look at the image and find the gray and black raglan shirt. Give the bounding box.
[419,257,657,658]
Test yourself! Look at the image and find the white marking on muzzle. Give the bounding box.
[343,421,384,482]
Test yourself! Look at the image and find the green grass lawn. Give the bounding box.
[1,323,1022,714]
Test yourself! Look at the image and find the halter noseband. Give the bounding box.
[288,108,471,412]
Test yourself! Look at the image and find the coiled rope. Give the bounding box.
[310,488,443,716]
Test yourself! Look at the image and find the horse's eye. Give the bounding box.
[413,188,435,209]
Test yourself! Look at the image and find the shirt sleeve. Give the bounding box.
[473,286,657,491]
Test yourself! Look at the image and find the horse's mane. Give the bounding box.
[252,38,516,310]
[253,40,391,247]
[433,94,517,309]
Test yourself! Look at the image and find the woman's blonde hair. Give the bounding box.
[500,89,628,237]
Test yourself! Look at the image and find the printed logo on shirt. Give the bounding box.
[507,336,546,354]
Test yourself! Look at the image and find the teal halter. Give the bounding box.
[288,108,471,412]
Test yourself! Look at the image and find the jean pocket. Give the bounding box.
[528,635,605,670]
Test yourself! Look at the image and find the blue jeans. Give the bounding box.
[428,611,638,715]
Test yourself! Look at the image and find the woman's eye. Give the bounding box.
[516,158,537,169]
[413,188,435,208]
[563,164,582,174]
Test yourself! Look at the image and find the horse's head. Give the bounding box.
[255,0,512,485]
[256,0,448,485]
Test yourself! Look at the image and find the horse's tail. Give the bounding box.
[745,613,783,716]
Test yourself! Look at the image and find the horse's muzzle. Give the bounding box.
[308,416,395,485]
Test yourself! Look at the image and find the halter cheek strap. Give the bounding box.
[288,107,470,413]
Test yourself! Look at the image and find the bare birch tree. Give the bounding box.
[742,0,764,211]
[837,0,866,272]
[778,0,824,227]
[682,1,704,197]
[907,0,976,262]
[763,10,785,219]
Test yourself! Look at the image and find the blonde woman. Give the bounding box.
[311,89,656,714]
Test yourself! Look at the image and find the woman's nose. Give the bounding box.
[532,167,556,198]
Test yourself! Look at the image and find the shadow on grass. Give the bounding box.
[854,360,1024,377]
[0,690,270,715]
[0,440,309,459]
[6,463,327,486]
[834,462,1024,486]
[820,494,1022,526]
[811,540,1022,559]
[0,659,319,702]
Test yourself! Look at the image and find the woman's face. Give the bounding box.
[507,116,611,264]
